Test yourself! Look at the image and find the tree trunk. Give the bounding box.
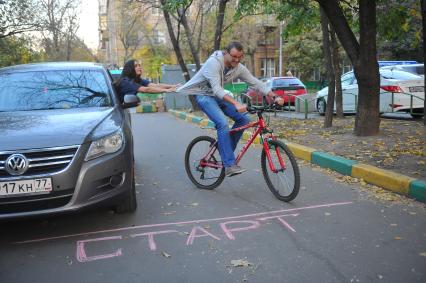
[422,0,426,125]
[330,28,343,118]
[178,7,201,70]
[213,0,228,51]
[320,7,335,128]
[161,0,198,110]
[354,0,380,135]
[317,0,380,136]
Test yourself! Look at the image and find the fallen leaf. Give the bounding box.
[394,236,402,240]
[230,259,252,267]
[161,252,171,258]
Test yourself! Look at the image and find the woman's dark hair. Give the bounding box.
[116,59,141,85]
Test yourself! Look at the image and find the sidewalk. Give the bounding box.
[168,109,426,203]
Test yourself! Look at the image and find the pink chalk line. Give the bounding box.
[15,201,352,244]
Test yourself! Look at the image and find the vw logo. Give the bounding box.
[5,154,29,176]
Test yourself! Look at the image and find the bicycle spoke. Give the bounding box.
[185,136,225,190]
[261,140,300,202]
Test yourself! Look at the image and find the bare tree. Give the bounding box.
[117,0,154,64]
[213,0,230,50]
[320,6,335,128]
[318,0,381,136]
[329,27,344,118]
[40,0,79,60]
[177,6,201,70]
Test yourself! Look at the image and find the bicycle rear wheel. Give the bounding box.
[185,136,225,190]
[261,140,300,201]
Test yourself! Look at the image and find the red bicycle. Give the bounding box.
[184,104,300,202]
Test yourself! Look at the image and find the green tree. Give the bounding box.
[0,36,44,67]
[377,0,423,61]
[0,0,42,38]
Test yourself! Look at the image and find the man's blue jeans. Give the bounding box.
[195,95,250,168]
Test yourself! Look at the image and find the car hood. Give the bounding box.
[0,108,117,151]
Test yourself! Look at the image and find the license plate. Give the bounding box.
[0,178,52,197]
[285,90,297,94]
[409,86,424,92]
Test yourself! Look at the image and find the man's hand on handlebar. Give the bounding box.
[234,101,247,113]
[274,96,284,106]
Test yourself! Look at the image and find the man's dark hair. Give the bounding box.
[225,41,243,52]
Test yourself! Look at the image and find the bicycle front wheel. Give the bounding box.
[261,140,300,201]
[185,136,225,190]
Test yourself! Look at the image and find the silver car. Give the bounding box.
[0,62,139,219]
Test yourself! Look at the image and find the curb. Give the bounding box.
[169,109,426,203]
[136,104,157,113]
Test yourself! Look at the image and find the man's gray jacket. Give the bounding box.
[176,50,271,99]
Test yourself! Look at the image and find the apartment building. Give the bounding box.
[98,0,168,68]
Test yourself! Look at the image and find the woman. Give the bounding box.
[115,59,177,102]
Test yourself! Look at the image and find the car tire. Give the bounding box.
[317,99,326,116]
[114,169,137,214]
[410,108,424,119]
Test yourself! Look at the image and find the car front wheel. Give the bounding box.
[114,169,137,213]
[317,99,326,116]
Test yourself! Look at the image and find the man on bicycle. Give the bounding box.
[178,41,283,177]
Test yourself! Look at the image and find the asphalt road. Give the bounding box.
[0,112,425,283]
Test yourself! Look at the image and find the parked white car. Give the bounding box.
[380,63,424,77]
[315,69,424,117]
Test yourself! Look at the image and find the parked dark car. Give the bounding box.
[0,62,140,219]
[245,77,307,105]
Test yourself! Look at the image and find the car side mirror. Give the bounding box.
[122,94,140,109]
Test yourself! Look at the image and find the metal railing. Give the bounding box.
[241,91,425,119]
[319,91,424,116]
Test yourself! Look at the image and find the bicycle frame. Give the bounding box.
[199,112,286,173]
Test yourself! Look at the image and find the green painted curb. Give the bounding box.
[179,112,186,119]
[192,116,203,123]
[409,180,426,202]
[312,151,357,176]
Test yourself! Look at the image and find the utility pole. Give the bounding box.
[279,21,283,76]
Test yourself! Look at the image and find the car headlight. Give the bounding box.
[85,129,124,161]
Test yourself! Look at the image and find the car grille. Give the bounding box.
[0,189,74,214]
[0,145,79,178]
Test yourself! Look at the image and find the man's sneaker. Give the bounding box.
[225,165,246,177]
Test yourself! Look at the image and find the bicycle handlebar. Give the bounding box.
[246,103,279,114]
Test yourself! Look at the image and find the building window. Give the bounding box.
[311,67,321,81]
[152,0,161,16]
[153,29,165,44]
[261,58,275,77]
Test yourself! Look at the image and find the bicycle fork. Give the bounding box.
[263,139,286,173]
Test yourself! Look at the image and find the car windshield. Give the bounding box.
[380,69,422,80]
[272,78,304,87]
[0,69,112,112]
